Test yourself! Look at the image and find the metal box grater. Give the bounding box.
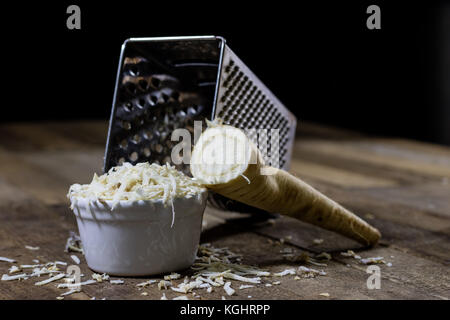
[104,36,297,214]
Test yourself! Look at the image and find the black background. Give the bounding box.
[3,1,450,145]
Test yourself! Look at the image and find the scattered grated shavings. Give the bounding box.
[1,273,28,281]
[171,279,203,293]
[195,276,221,287]
[9,265,21,274]
[248,295,252,298]
[64,231,84,254]
[315,252,332,261]
[0,257,16,263]
[223,282,235,296]
[141,292,148,296]
[340,250,361,260]
[221,296,226,300]
[32,259,40,264]
[207,287,213,293]
[284,251,327,267]
[199,270,262,284]
[20,264,44,269]
[173,295,189,300]
[313,239,324,245]
[70,255,80,265]
[60,288,80,297]
[64,277,75,284]
[265,284,272,287]
[319,292,330,297]
[35,273,66,286]
[137,280,157,287]
[161,293,168,300]
[158,280,172,290]
[360,257,385,265]
[92,273,110,282]
[25,245,40,251]
[386,262,392,267]
[272,281,281,285]
[57,279,96,289]
[294,276,300,280]
[239,285,254,290]
[56,296,64,300]
[110,279,124,285]
[164,272,181,280]
[29,266,61,277]
[240,173,251,184]
[274,268,296,277]
[297,266,326,278]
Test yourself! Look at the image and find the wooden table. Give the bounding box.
[0,121,449,300]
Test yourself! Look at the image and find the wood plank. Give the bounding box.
[0,121,107,152]
[294,139,450,179]
[290,159,398,188]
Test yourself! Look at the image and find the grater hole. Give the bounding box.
[129,152,138,162]
[125,83,137,95]
[160,131,168,141]
[164,140,173,149]
[143,129,153,140]
[137,98,146,108]
[138,79,149,91]
[162,93,170,103]
[119,139,128,149]
[123,102,132,112]
[128,66,139,76]
[176,109,187,119]
[151,77,161,88]
[142,147,151,157]
[171,91,180,101]
[122,121,131,130]
[149,95,158,105]
[132,134,141,144]
[153,144,163,154]
[187,106,197,117]
[133,118,144,127]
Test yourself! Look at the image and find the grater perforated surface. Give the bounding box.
[104,36,297,214]
[215,47,296,170]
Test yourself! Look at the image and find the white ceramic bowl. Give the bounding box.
[70,192,207,276]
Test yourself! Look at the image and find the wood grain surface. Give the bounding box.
[0,120,449,300]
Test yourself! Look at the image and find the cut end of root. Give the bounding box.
[191,124,260,185]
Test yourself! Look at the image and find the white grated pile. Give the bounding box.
[67,162,206,209]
